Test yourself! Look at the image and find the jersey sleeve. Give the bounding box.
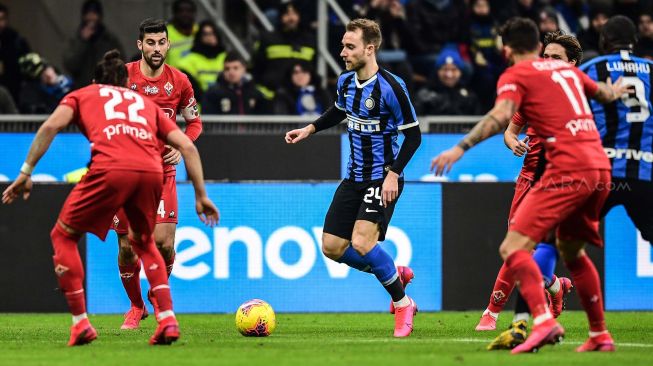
[58,90,80,124]
[512,111,526,127]
[156,107,181,142]
[334,73,346,111]
[578,68,599,97]
[178,75,203,141]
[495,70,524,108]
[384,74,419,130]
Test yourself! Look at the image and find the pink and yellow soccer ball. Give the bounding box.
[235,299,276,337]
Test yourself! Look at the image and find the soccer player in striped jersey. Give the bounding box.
[580,15,653,247]
[285,18,421,337]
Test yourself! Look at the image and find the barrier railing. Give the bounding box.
[0,114,480,134]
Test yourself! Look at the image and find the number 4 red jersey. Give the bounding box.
[126,61,202,175]
[59,84,180,173]
[496,58,610,173]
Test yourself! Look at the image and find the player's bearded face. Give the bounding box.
[139,32,169,70]
[340,31,369,71]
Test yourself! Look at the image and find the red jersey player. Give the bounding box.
[432,18,625,353]
[1,50,219,346]
[478,34,583,348]
[113,19,204,330]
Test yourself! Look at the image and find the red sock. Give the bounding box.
[505,250,549,319]
[165,251,175,278]
[129,236,173,313]
[487,262,515,313]
[50,225,86,316]
[119,260,144,308]
[566,255,606,332]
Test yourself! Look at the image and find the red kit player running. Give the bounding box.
[432,18,625,353]
[113,19,204,330]
[1,50,219,346]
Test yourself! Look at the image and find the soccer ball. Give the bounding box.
[235,299,276,337]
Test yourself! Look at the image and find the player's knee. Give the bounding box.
[350,239,374,256]
[321,237,345,260]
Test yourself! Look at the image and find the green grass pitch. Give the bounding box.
[1,311,652,365]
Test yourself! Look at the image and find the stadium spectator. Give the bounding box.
[0,3,30,104]
[0,85,16,113]
[18,53,73,114]
[360,0,417,92]
[414,48,480,115]
[176,20,227,97]
[468,0,504,112]
[273,61,330,116]
[252,0,316,99]
[491,0,540,26]
[537,7,560,42]
[166,0,199,69]
[577,4,610,62]
[404,0,467,76]
[635,11,653,59]
[202,52,268,115]
[63,0,124,89]
[553,0,589,35]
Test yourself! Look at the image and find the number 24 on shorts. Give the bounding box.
[363,187,382,206]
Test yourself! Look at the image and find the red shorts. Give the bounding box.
[59,169,163,241]
[508,175,533,222]
[509,169,611,247]
[112,174,178,235]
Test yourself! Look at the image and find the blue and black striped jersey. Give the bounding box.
[580,51,653,181]
[335,69,419,182]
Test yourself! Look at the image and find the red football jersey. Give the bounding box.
[126,61,202,175]
[496,59,610,173]
[59,84,180,173]
[512,112,543,181]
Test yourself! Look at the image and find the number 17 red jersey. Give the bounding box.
[496,58,610,173]
[59,84,180,173]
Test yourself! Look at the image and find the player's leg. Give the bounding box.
[477,176,531,330]
[533,239,573,318]
[321,180,371,272]
[114,210,147,330]
[153,175,179,277]
[51,221,97,346]
[620,179,653,243]
[123,172,178,345]
[487,293,530,350]
[557,170,613,352]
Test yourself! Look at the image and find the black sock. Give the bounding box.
[384,277,406,302]
[514,292,530,315]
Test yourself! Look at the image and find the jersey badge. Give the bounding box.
[364,97,375,110]
[164,81,174,96]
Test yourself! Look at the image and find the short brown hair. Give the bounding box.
[500,17,539,54]
[346,18,382,51]
[543,31,583,63]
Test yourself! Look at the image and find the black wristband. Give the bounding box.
[457,140,471,151]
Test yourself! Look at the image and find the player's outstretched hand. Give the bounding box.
[163,145,182,165]
[507,136,530,157]
[285,125,314,144]
[2,173,33,204]
[196,196,220,227]
[608,76,629,100]
[430,146,465,176]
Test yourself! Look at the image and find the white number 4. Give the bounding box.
[363,187,382,206]
[157,200,166,218]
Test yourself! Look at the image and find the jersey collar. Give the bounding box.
[355,72,378,89]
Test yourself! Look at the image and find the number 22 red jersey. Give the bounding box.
[126,61,202,175]
[496,58,610,173]
[59,84,180,173]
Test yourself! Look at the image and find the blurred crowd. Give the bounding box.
[0,0,652,116]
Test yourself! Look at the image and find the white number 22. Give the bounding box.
[99,87,147,125]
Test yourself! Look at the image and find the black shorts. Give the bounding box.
[323,178,404,242]
[601,178,653,242]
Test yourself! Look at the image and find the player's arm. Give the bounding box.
[504,121,529,157]
[2,105,74,204]
[430,99,516,176]
[284,106,346,144]
[165,129,219,227]
[164,80,203,165]
[590,76,628,104]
